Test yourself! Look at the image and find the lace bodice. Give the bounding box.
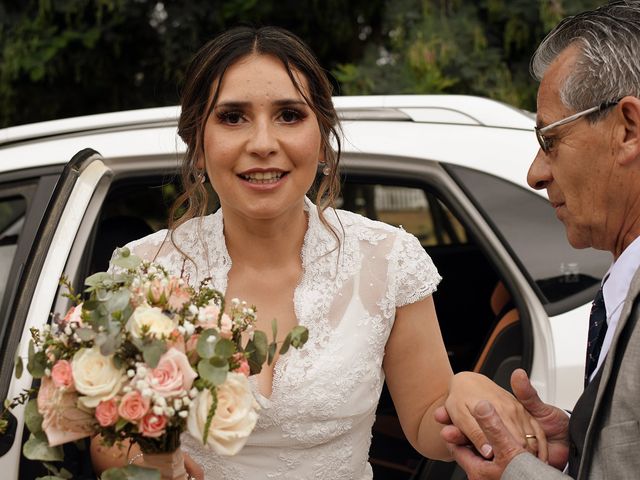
[122,199,441,479]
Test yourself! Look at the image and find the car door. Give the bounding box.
[0,149,113,478]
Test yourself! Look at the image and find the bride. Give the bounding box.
[91,26,544,479]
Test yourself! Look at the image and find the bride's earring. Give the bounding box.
[197,171,206,184]
[320,161,330,176]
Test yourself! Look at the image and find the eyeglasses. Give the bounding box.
[535,99,620,154]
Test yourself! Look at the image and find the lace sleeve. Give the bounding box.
[107,229,171,273]
[390,229,441,307]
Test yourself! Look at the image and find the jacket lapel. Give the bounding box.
[578,265,640,478]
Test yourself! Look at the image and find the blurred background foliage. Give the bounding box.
[0,0,605,128]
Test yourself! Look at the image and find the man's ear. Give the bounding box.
[617,96,640,166]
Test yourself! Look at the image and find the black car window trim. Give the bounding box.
[443,163,602,317]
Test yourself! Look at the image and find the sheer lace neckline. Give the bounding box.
[202,197,337,401]
[203,197,337,291]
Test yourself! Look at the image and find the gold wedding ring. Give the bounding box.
[524,434,537,440]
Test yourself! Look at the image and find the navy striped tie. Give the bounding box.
[584,285,607,387]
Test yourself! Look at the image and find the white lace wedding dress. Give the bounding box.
[122,198,441,479]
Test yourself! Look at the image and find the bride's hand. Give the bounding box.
[184,452,205,480]
[439,371,548,462]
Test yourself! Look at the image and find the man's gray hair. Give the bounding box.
[531,1,640,120]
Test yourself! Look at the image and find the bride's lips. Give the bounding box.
[237,168,289,190]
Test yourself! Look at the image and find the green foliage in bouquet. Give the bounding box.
[2,247,309,479]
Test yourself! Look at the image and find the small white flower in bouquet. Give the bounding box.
[3,247,308,480]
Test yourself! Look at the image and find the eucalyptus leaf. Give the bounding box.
[279,332,291,356]
[75,327,96,342]
[196,329,219,359]
[252,331,268,356]
[15,354,23,379]
[103,465,161,480]
[84,272,111,288]
[59,467,73,479]
[105,289,131,313]
[28,351,47,379]
[289,326,309,348]
[24,399,43,434]
[111,252,143,270]
[115,417,128,432]
[267,342,277,365]
[83,299,99,310]
[246,339,266,373]
[35,476,65,480]
[23,434,63,461]
[271,318,277,341]
[198,358,228,386]
[142,340,166,368]
[99,334,119,356]
[214,338,235,359]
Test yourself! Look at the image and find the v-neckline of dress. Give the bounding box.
[207,197,325,404]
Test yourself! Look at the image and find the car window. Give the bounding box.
[446,164,611,305]
[338,184,467,247]
[0,194,27,304]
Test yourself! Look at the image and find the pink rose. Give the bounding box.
[185,334,200,364]
[219,313,233,339]
[232,353,250,377]
[198,304,233,339]
[139,412,167,438]
[118,391,150,421]
[197,305,220,328]
[146,279,168,305]
[167,279,190,310]
[95,398,119,427]
[62,304,83,326]
[147,348,197,398]
[167,330,186,353]
[51,359,74,390]
[37,377,95,446]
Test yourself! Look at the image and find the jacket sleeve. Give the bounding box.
[502,453,572,480]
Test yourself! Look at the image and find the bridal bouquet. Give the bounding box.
[12,247,308,479]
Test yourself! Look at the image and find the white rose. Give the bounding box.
[127,305,175,339]
[71,346,126,409]
[187,372,259,455]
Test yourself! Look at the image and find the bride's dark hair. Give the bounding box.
[170,26,342,237]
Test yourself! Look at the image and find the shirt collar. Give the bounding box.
[602,235,640,318]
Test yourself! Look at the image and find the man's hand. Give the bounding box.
[439,371,547,461]
[435,369,569,470]
[509,368,569,469]
[449,400,527,480]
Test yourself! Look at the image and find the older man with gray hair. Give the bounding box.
[438,1,640,479]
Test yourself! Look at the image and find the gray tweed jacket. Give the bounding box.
[503,265,640,480]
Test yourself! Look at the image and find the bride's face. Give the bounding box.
[199,53,323,222]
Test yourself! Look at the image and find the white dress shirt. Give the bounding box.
[590,235,640,382]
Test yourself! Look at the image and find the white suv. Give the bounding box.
[0,95,609,479]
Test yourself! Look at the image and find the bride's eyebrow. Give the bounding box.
[214,99,308,109]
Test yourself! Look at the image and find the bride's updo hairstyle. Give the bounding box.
[171,26,342,235]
